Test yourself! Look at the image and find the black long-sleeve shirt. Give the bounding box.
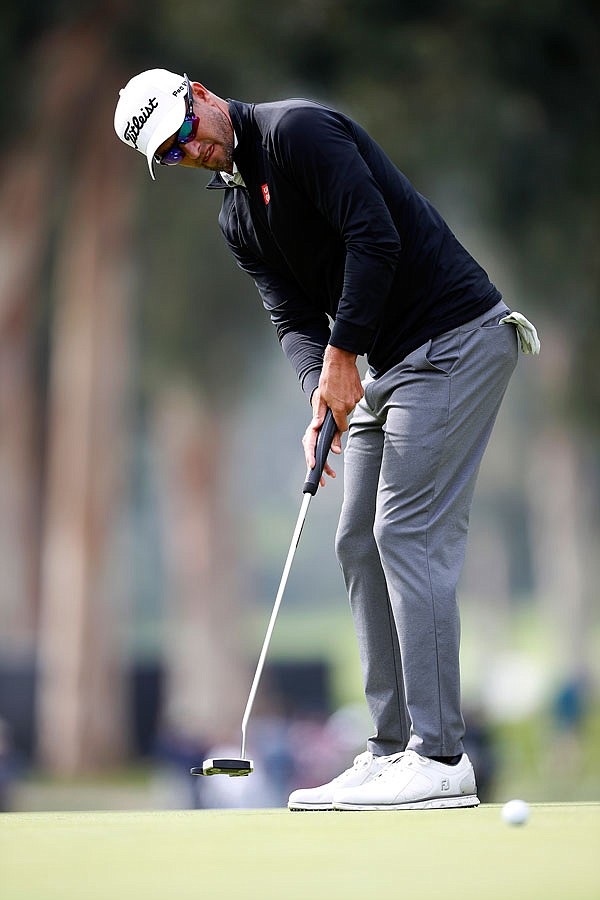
[207,98,501,397]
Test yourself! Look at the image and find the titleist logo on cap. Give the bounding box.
[123,97,159,149]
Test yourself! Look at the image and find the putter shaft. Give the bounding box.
[240,491,312,759]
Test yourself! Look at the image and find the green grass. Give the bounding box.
[2,805,598,899]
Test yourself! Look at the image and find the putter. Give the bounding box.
[191,409,338,777]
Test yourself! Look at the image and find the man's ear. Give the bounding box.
[191,82,210,101]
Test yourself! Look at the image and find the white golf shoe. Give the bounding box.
[333,749,480,810]
[288,750,400,811]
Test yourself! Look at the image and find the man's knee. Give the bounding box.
[335,514,377,570]
[372,514,423,571]
[372,514,407,559]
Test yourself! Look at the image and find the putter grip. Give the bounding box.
[303,408,337,496]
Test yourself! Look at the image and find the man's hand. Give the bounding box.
[319,344,364,432]
[302,345,364,487]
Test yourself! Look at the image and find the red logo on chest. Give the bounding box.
[261,183,270,205]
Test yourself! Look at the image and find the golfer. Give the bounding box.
[115,70,539,810]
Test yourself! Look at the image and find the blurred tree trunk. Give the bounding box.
[153,386,248,750]
[0,159,48,654]
[527,429,591,673]
[525,328,592,677]
[29,18,137,774]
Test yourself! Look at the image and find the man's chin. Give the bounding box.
[181,152,232,174]
[182,158,219,172]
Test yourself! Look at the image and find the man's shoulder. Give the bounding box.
[230,97,357,144]
[252,98,349,134]
[249,101,359,164]
[254,97,335,116]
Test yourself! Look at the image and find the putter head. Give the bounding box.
[191,758,254,777]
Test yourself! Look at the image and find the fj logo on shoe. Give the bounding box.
[441,778,450,791]
[262,183,270,205]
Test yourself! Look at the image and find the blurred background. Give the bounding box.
[0,0,598,812]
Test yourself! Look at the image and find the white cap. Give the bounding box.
[114,68,188,180]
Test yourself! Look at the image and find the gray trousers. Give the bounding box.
[335,300,518,758]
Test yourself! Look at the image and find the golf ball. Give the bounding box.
[501,799,530,825]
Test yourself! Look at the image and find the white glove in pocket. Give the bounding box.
[499,311,541,355]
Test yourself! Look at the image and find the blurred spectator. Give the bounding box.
[152,723,209,809]
[551,674,590,775]
[553,676,589,734]
[463,708,497,803]
[0,718,18,812]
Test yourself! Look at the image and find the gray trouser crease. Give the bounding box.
[335,301,518,758]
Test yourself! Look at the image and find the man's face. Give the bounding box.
[156,84,234,174]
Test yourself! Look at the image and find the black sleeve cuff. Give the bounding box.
[329,318,373,355]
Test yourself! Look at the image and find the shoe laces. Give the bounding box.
[352,751,373,769]
[374,750,410,780]
[331,751,373,784]
[335,749,406,784]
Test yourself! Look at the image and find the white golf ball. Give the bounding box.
[501,799,530,825]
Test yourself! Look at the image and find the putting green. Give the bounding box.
[1,804,598,899]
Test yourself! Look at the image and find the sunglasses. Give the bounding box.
[154,74,199,167]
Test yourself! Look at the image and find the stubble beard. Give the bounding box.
[221,138,234,173]
[216,106,234,173]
